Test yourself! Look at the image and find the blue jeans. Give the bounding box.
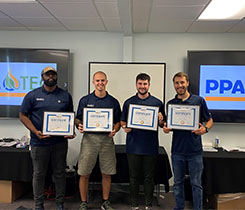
[30,141,68,208]
[171,154,203,210]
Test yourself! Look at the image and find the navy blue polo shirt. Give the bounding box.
[167,93,211,156]
[121,93,164,155]
[20,86,73,146]
[76,91,121,126]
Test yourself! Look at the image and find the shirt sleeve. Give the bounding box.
[19,92,33,115]
[113,100,122,124]
[200,97,212,122]
[76,96,87,121]
[120,100,129,122]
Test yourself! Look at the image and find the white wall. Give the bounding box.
[1,31,245,185]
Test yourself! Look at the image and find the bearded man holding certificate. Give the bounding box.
[120,73,164,210]
[163,72,213,210]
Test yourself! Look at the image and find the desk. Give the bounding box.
[90,145,172,192]
[203,149,245,195]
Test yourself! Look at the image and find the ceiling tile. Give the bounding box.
[148,19,193,32]
[0,2,52,18]
[103,17,121,31]
[153,0,210,6]
[59,18,105,30]
[17,17,65,28]
[228,19,245,32]
[42,2,99,18]
[150,5,204,20]
[188,20,238,33]
[0,17,23,27]
[95,1,119,18]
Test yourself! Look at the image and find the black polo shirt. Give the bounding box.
[167,93,211,156]
[20,86,73,146]
[121,93,164,155]
[76,91,121,126]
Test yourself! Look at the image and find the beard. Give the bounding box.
[138,89,148,96]
[44,78,57,87]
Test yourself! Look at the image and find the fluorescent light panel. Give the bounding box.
[199,0,245,20]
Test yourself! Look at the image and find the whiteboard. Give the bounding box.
[89,62,166,144]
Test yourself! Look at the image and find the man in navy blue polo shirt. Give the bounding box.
[19,66,74,210]
[163,72,213,210]
[75,71,121,210]
[120,73,164,210]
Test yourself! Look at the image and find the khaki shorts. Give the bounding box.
[77,133,116,176]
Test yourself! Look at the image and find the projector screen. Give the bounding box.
[0,48,70,118]
[188,51,245,123]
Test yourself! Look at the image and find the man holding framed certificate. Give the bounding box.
[163,72,213,210]
[120,73,164,210]
[19,66,75,210]
[75,71,121,210]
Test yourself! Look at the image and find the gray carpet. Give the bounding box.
[0,184,194,210]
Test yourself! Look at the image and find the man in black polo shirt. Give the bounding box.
[121,73,164,210]
[75,71,121,210]
[19,66,74,210]
[163,72,213,210]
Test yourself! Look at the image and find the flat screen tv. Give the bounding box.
[188,51,245,123]
[0,48,70,118]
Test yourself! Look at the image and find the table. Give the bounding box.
[0,147,32,203]
[0,147,32,182]
[203,149,245,195]
[90,145,173,192]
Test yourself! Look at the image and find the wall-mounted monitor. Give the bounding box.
[188,51,245,123]
[0,48,70,118]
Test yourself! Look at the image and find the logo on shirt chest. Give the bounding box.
[87,104,94,107]
[36,98,44,101]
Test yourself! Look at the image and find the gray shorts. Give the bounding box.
[77,133,116,176]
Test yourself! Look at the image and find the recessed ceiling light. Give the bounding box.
[199,0,245,20]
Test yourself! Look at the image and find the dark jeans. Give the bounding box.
[127,153,157,207]
[171,153,203,210]
[30,141,68,208]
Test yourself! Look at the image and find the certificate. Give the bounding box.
[167,104,200,130]
[127,104,159,131]
[83,108,113,132]
[42,111,75,136]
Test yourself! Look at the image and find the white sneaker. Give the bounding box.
[132,207,139,210]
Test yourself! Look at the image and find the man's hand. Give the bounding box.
[122,125,132,133]
[64,132,77,139]
[163,122,172,134]
[108,129,116,137]
[77,123,84,133]
[35,130,50,139]
[192,123,206,135]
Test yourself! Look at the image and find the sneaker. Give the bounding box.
[132,207,139,210]
[101,200,114,210]
[56,203,64,210]
[79,202,88,210]
[145,207,152,210]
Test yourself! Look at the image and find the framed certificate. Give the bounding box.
[43,111,75,136]
[127,104,159,131]
[167,104,200,130]
[83,108,113,132]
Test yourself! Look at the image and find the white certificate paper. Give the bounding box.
[167,104,200,130]
[127,104,159,131]
[83,108,113,132]
[43,111,75,136]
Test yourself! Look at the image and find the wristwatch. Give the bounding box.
[204,126,209,133]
